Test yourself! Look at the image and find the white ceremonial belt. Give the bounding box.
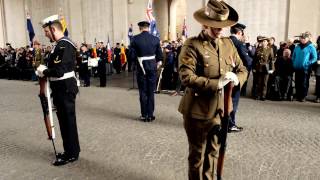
[49,71,75,81]
[137,55,156,75]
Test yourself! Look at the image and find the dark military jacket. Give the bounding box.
[178,31,248,120]
[129,31,163,73]
[79,50,90,73]
[230,35,253,71]
[43,37,78,95]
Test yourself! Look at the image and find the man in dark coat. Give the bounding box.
[113,43,121,74]
[97,41,107,87]
[229,23,252,132]
[79,44,91,87]
[129,21,163,122]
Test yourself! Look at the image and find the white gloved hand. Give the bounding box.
[218,75,231,89]
[36,64,48,77]
[218,72,239,89]
[268,70,274,74]
[157,61,162,69]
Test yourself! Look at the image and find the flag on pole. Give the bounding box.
[120,44,127,66]
[128,24,133,43]
[182,16,188,38]
[107,36,112,63]
[146,0,160,38]
[59,15,68,37]
[26,13,35,46]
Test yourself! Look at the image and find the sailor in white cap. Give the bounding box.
[37,14,81,166]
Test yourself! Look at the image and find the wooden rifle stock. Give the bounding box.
[217,82,234,180]
[38,78,53,140]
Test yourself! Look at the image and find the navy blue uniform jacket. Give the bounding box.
[129,31,163,71]
[230,35,253,71]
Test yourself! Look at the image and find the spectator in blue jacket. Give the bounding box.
[292,32,317,102]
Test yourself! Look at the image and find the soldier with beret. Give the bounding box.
[36,14,80,166]
[129,21,163,122]
[178,0,248,179]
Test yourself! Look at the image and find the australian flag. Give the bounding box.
[146,0,160,38]
[26,14,35,46]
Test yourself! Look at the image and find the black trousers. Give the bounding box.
[137,68,157,118]
[53,91,80,158]
[295,70,310,100]
[316,76,320,98]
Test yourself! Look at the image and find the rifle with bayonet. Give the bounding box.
[217,82,234,180]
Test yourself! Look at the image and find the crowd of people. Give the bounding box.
[160,31,320,104]
[249,33,320,103]
[0,31,319,103]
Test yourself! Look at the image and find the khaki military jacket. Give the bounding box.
[254,46,274,73]
[178,31,248,120]
[34,48,44,68]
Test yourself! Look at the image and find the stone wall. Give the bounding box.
[0,0,319,47]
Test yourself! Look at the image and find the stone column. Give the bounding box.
[169,0,178,41]
[154,0,168,40]
[68,0,84,45]
[112,0,128,45]
[0,0,7,47]
[287,0,320,41]
[186,0,205,38]
[2,0,27,47]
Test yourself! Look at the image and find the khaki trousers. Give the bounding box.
[183,115,221,180]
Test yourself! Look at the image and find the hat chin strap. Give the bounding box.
[49,25,57,42]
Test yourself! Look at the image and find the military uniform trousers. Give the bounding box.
[98,61,107,87]
[136,60,157,118]
[184,115,221,180]
[52,82,80,158]
[256,72,269,99]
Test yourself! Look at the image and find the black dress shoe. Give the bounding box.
[68,156,78,163]
[53,157,68,166]
[139,116,148,122]
[56,152,66,159]
[147,116,156,122]
[53,155,78,166]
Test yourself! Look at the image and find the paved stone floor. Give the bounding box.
[0,75,320,180]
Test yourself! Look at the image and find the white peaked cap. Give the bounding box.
[41,14,60,28]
